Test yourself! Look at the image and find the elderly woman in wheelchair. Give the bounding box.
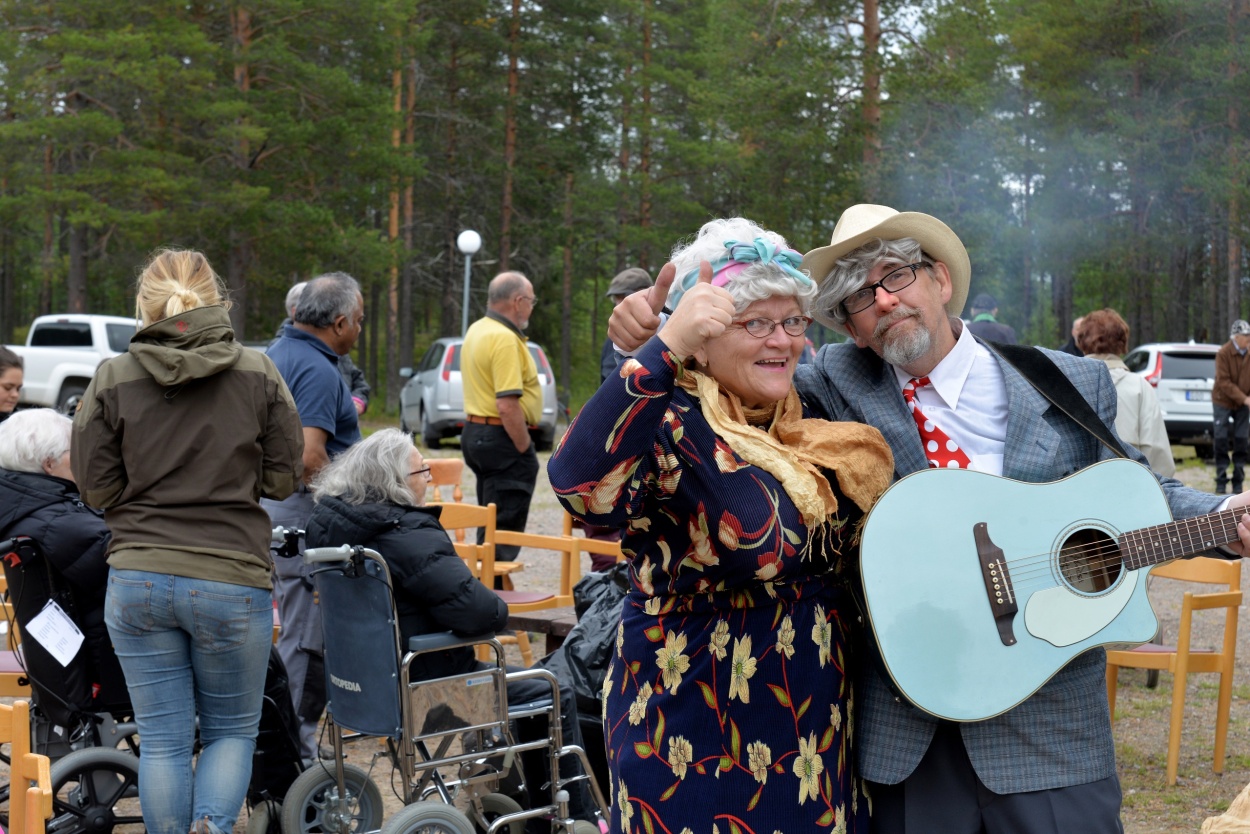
[303,429,604,834]
[0,408,131,734]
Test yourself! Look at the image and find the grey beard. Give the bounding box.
[880,322,932,367]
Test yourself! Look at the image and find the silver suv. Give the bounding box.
[399,337,559,451]
[1122,342,1220,456]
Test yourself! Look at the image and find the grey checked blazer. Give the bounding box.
[794,337,1224,794]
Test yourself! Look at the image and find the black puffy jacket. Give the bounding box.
[304,496,508,680]
[0,468,127,721]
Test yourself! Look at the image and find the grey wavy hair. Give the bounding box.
[0,408,72,474]
[294,272,360,329]
[312,428,421,507]
[668,217,816,316]
[812,237,931,330]
[284,282,307,317]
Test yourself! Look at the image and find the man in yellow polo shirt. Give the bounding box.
[461,271,542,571]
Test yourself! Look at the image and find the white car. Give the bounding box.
[399,337,560,451]
[1122,342,1220,456]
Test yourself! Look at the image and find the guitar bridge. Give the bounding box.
[974,522,1017,646]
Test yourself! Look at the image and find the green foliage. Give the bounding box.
[1,0,1247,395]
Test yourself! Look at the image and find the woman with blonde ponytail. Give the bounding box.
[72,248,304,834]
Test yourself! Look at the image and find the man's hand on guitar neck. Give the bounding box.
[1222,491,1250,557]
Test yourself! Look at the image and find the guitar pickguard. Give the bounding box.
[1024,578,1138,647]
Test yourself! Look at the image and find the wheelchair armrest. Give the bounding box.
[408,631,496,653]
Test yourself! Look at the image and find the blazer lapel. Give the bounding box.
[997,357,1063,480]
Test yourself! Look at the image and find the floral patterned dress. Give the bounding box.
[548,339,871,834]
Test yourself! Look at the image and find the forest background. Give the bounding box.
[1,0,1247,413]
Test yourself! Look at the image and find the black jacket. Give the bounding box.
[304,496,507,680]
[0,468,127,721]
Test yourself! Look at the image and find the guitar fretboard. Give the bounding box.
[1119,508,1242,570]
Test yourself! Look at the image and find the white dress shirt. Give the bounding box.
[891,324,1009,475]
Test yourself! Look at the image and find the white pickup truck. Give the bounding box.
[8,314,137,412]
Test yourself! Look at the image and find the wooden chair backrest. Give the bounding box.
[492,530,580,605]
[425,458,465,505]
[1151,557,1242,590]
[434,502,497,584]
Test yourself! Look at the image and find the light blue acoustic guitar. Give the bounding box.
[859,458,1241,722]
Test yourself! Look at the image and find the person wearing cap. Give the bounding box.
[608,204,1250,833]
[552,217,894,834]
[1212,319,1250,493]
[964,292,1017,345]
[601,267,654,382]
[460,271,542,571]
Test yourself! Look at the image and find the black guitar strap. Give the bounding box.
[982,341,1131,460]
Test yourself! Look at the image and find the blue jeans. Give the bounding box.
[105,569,273,834]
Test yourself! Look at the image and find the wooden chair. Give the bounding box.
[0,699,53,834]
[0,600,31,697]
[1106,557,1242,785]
[562,510,626,566]
[491,530,581,667]
[431,494,524,589]
[435,503,578,666]
[425,457,465,504]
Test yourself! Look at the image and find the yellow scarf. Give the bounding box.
[678,369,894,527]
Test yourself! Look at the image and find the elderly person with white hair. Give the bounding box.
[0,408,126,721]
[549,218,895,834]
[303,428,597,826]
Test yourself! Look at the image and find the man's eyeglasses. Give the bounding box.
[840,263,928,316]
[517,295,537,306]
[408,467,431,478]
[730,316,813,338]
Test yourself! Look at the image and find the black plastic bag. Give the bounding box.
[538,562,629,714]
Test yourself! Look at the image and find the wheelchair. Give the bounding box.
[0,534,142,834]
[302,543,608,834]
[252,526,386,834]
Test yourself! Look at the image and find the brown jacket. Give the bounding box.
[1213,340,1250,411]
[72,305,304,589]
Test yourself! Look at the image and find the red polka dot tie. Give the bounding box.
[902,377,972,469]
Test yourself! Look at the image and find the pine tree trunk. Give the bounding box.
[500,0,521,272]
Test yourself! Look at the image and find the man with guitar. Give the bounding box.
[607,203,1250,834]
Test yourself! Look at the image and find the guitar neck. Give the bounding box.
[1119,507,1241,569]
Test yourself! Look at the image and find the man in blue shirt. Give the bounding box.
[263,271,364,762]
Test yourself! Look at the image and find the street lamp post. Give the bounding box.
[457,229,482,337]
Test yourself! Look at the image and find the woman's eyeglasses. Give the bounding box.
[408,467,431,478]
[729,316,813,338]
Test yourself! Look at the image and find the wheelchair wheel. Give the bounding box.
[48,747,143,834]
[471,792,523,834]
[381,801,474,834]
[570,821,599,834]
[279,763,383,834]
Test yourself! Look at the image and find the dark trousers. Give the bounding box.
[1213,404,1249,492]
[462,422,539,564]
[869,722,1123,834]
[498,665,594,822]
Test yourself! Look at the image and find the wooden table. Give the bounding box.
[506,606,577,655]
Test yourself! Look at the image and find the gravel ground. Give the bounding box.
[434,447,1250,833]
[7,446,1245,833]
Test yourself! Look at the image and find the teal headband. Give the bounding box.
[670,237,811,309]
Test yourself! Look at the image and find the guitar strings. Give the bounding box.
[973,510,1241,592]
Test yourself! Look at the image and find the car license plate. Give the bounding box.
[1186,390,1211,401]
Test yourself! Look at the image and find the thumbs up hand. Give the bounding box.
[657,261,735,360]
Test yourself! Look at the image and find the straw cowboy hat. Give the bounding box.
[802,204,971,329]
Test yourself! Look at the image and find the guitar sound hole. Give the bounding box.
[1058,528,1122,593]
